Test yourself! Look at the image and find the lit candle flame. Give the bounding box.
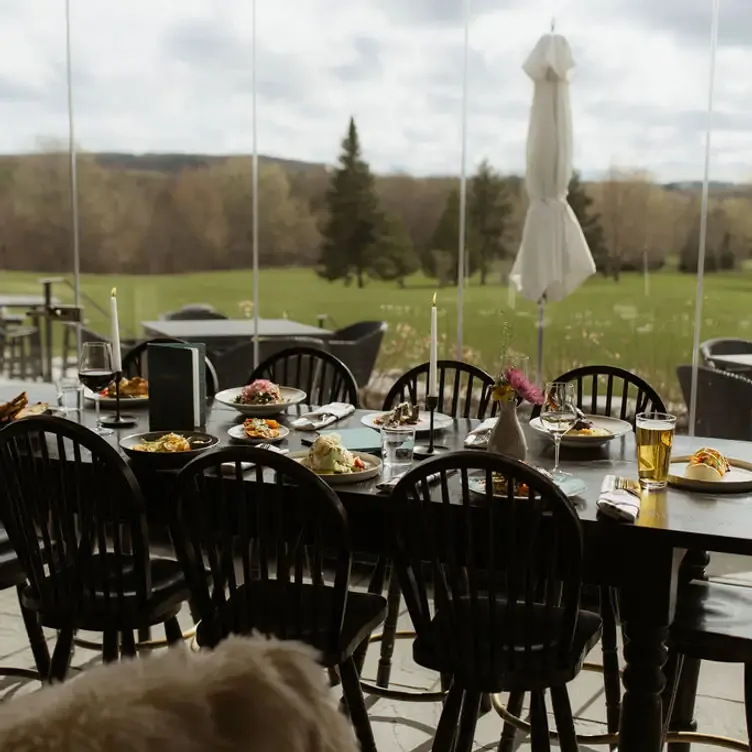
[432,292,437,306]
[110,287,117,298]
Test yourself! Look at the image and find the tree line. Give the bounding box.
[0,125,750,281]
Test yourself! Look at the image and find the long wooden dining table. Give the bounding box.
[4,381,752,752]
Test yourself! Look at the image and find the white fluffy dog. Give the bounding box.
[0,635,359,752]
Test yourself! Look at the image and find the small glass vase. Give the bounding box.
[487,398,527,462]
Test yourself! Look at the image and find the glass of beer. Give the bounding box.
[636,412,676,489]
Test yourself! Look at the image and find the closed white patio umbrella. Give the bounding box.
[510,32,596,383]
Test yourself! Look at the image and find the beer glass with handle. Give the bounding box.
[636,412,676,489]
[540,381,578,480]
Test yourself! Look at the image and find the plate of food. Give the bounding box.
[228,418,290,444]
[214,380,307,417]
[361,402,454,435]
[85,376,149,407]
[468,469,587,500]
[289,433,381,485]
[0,392,52,426]
[119,430,219,469]
[529,414,631,447]
[668,447,752,492]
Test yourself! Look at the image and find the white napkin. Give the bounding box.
[597,474,641,522]
[290,402,355,431]
[464,417,497,446]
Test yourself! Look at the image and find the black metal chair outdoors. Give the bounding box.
[531,364,666,424]
[122,337,219,397]
[163,304,228,321]
[1,321,43,381]
[677,365,752,442]
[168,445,387,752]
[390,451,602,752]
[329,321,387,388]
[0,416,191,681]
[700,337,752,374]
[383,360,497,419]
[249,345,359,408]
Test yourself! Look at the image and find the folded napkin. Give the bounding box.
[464,417,497,447]
[597,474,641,522]
[290,403,355,431]
[376,469,456,493]
[220,446,289,475]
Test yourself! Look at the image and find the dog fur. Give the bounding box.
[0,635,359,752]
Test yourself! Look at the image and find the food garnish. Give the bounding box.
[235,380,283,406]
[300,434,366,474]
[685,447,730,481]
[132,433,192,453]
[243,418,281,439]
[567,417,611,438]
[374,402,420,428]
[102,376,148,398]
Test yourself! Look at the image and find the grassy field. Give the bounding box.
[3,267,751,403]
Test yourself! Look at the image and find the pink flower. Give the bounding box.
[505,367,544,404]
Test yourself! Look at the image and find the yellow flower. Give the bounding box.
[492,383,515,402]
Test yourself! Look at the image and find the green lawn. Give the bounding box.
[3,268,750,403]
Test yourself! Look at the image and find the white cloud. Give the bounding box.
[0,0,746,182]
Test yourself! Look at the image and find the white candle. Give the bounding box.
[428,293,438,398]
[110,287,122,373]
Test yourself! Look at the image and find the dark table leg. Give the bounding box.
[667,549,709,752]
[617,546,682,752]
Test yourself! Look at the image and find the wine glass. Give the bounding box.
[540,381,578,480]
[79,342,115,436]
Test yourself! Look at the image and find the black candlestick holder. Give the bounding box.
[100,371,138,428]
[413,395,449,459]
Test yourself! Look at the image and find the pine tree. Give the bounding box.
[567,171,608,277]
[367,212,419,288]
[468,159,510,285]
[318,118,380,288]
[422,188,466,286]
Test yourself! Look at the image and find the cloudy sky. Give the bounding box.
[0,0,748,181]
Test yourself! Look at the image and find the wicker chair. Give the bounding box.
[700,337,752,374]
[677,364,752,441]
[328,321,387,388]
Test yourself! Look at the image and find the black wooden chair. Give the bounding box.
[0,416,191,681]
[122,337,219,397]
[355,360,499,702]
[168,446,387,752]
[677,365,752,441]
[530,364,666,424]
[249,346,359,407]
[663,578,752,750]
[390,451,602,752]
[383,359,497,419]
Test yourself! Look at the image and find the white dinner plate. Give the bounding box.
[361,410,453,435]
[289,450,382,485]
[84,390,149,408]
[530,414,632,448]
[227,422,290,444]
[468,474,587,501]
[668,455,752,493]
[214,386,307,417]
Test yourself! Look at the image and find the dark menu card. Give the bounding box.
[147,343,207,431]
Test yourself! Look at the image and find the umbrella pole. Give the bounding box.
[537,301,544,386]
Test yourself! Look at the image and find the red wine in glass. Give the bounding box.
[78,370,115,394]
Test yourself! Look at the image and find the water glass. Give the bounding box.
[636,412,676,489]
[380,425,416,476]
[56,376,84,420]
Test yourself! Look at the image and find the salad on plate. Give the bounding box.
[235,380,283,406]
[300,434,366,474]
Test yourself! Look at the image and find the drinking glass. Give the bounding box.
[540,381,578,480]
[78,342,115,436]
[381,425,416,478]
[55,376,83,420]
[636,412,676,489]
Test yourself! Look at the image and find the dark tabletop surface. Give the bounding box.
[141,318,332,340]
[5,381,752,556]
